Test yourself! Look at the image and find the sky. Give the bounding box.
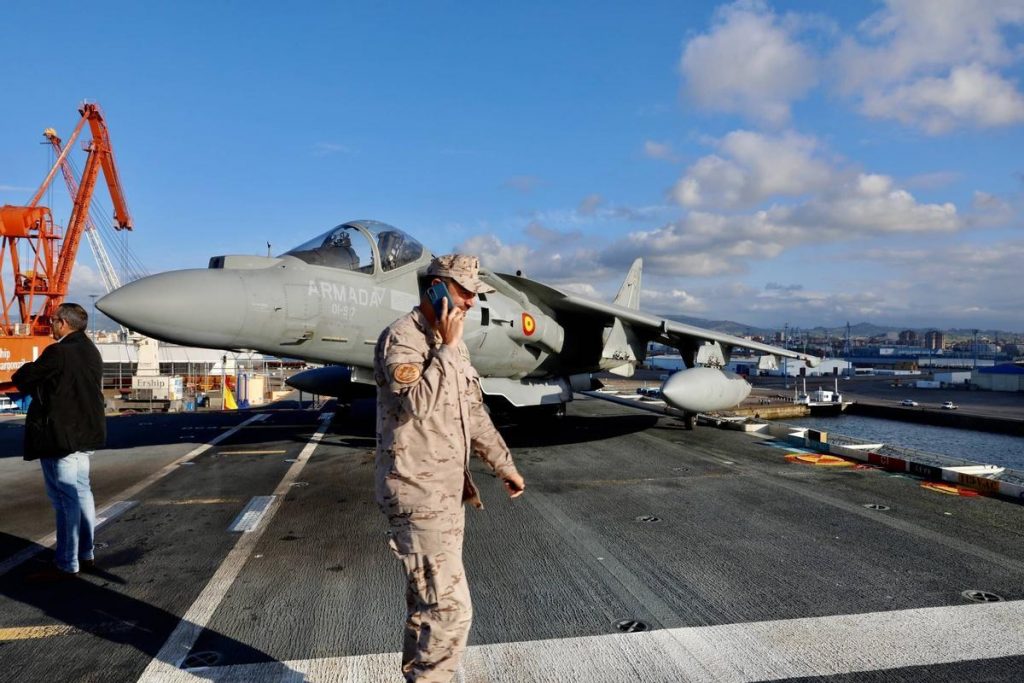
[2,0,1023,333]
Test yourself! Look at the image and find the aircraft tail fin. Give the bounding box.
[613,258,643,310]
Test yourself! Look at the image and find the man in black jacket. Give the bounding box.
[13,302,106,579]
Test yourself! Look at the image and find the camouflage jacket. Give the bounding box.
[373,308,518,516]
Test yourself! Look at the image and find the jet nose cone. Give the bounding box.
[98,269,249,348]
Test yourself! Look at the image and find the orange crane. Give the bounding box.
[0,102,132,388]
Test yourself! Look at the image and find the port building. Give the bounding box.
[973,363,1024,392]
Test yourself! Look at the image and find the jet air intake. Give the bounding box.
[659,367,751,413]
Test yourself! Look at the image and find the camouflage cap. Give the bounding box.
[427,254,495,294]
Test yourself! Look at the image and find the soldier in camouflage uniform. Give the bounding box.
[374,254,526,683]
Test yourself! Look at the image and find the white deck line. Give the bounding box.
[144,599,1024,682]
[0,413,269,576]
[227,496,276,533]
[136,411,334,682]
[0,499,138,576]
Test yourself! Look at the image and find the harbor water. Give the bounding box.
[779,413,1024,472]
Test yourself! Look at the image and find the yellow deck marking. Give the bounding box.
[0,622,135,641]
[921,481,980,497]
[225,424,315,430]
[785,453,854,467]
[0,625,79,640]
[148,498,241,506]
[217,450,288,455]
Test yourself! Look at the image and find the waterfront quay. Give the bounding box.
[603,370,1024,436]
[752,375,1024,436]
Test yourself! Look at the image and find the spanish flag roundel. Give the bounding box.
[522,312,536,336]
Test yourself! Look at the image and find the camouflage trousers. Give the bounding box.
[387,508,471,683]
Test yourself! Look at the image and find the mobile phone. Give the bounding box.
[427,282,455,319]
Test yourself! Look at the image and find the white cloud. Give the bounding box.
[860,64,1024,134]
[457,232,607,284]
[643,140,677,161]
[838,0,1024,89]
[458,226,1021,329]
[765,282,803,292]
[835,0,1024,133]
[523,221,583,246]
[902,171,960,190]
[65,264,107,314]
[619,171,961,278]
[458,234,532,275]
[559,283,601,298]
[672,130,834,208]
[680,0,818,126]
[969,191,1014,226]
[857,241,1024,327]
[778,173,960,235]
[637,287,706,315]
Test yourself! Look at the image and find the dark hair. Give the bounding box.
[54,302,88,332]
[416,271,446,297]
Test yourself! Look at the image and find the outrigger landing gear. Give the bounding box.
[683,412,697,430]
[535,402,566,420]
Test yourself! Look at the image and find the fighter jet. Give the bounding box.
[97,219,819,427]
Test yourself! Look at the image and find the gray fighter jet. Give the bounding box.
[97,219,819,426]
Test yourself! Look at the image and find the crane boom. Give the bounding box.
[0,102,134,388]
[49,103,132,318]
[45,129,123,293]
[82,103,132,231]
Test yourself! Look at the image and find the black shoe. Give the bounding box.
[80,559,97,573]
[25,566,79,584]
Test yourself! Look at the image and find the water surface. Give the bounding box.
[776,413,1024,471]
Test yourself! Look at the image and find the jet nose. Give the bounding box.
[98,269,249,348]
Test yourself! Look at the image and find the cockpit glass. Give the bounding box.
[356,220,425,272]
[282,225,374,272]
[282,220,425,273]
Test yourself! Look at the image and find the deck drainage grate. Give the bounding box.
[635,515,661,523]
[863,504,891,511]
[182,651,222,668]
[614,619,649,633]
[961,590,1004,603]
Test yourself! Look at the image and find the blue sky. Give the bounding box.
[2,0,1023,332]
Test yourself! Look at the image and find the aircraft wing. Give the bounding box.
[496,272,820,367]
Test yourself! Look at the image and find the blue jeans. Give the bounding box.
[40,452,96,573]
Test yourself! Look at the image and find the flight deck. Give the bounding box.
[1,397,1022,682]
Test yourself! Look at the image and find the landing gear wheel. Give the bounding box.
[537,403,566,420]
[683,413,697,430]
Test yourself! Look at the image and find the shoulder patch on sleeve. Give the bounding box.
[392,363,422,384]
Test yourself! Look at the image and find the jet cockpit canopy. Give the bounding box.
[282,220,426,273]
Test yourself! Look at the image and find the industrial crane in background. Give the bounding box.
[0,102,135,388]
[46,128,125,294]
